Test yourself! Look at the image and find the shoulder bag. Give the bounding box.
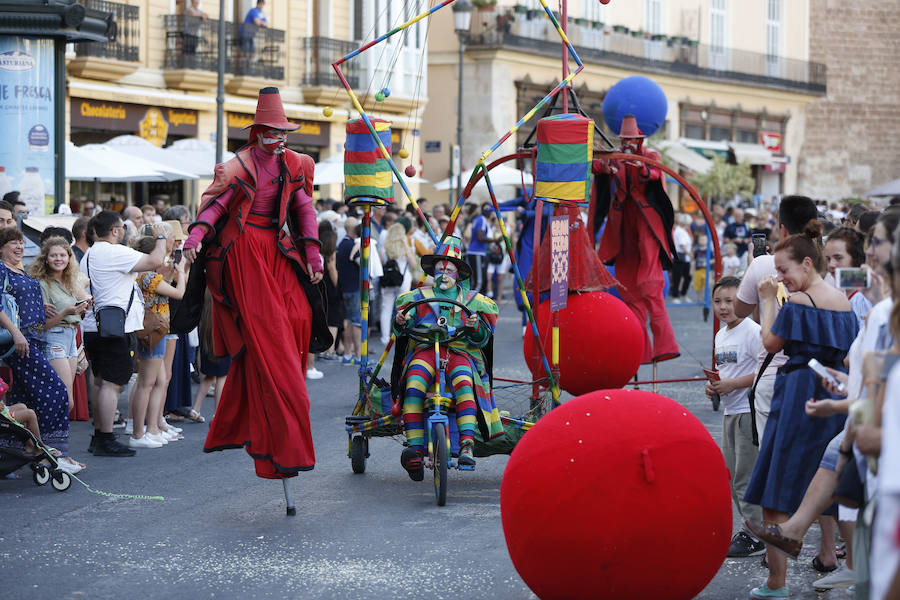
[86,255,135,339]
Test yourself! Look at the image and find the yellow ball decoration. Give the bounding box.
[322,107,334,117]
[398,148,410,159]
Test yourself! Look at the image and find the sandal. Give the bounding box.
[164,411,185,422]
[745,520,803,559]
[812,556,838,572]
[186,409,205,423]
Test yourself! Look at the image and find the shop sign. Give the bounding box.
[71,99,199,142]
[0,37,55,215]
[759,131,782,153]
[227,112,329,146]
[425,140,441,153]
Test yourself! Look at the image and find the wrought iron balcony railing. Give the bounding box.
[74,0,139,62]
[163,15,285,80]
[301,36,360,88]
[468,10,826,95]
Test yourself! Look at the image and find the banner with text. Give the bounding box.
[0,36,55,215]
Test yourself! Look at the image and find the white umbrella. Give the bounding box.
[65,142,170,182]
[163,138,235,178]
[104,135,198,180]
[313,154,430,186]
[866,177,900,198]
[432,164,532,191]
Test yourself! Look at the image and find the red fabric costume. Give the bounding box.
[186,88,329,479]
[593,117,679,363]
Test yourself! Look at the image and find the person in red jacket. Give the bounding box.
[182,87,331,486]
[593,114,679,364]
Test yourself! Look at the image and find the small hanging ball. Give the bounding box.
[381,87,391,98]
[375,91,386,102]
[398,148,410,159]
[404,165,416,178]
[322,107,333,117]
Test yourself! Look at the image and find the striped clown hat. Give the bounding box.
[420,235,472,281]
[534,113,594,204]
[344,118,394,203]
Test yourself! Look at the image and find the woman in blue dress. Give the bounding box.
[745,220,858,599]
[0,228,81,473]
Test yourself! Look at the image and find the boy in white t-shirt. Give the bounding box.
[722,242,741,277]
[706,275,765,557]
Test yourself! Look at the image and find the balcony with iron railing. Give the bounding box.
[68,0,140,80]
[162,14,285,93]
[468,9,826,95]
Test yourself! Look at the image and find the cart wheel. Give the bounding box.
[50,470,71,492]
[32,463,50,486]
[350,436,367,474]
[432,423,448,506]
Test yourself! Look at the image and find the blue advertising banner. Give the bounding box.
[0,36,55,215]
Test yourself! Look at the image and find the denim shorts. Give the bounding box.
[137,335,167,359]
[43,325,78,361]
[343,291,362,327]
[819,429,846,472]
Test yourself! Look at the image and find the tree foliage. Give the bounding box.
[688,154,755,204]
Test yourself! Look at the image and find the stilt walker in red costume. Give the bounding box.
[593,114,679,364]
[181,88,331,514]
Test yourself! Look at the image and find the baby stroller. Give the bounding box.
[0,410,72,492]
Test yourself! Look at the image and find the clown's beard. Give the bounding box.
[437,275,457,290]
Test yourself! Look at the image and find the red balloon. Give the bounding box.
[404,165,417,177]
[523,291,642,395]
[501,390,731,600]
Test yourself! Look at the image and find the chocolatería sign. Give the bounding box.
[71,99,199,141]
[227,112,330,146]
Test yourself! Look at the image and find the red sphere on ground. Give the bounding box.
[523,291,642,395]
[501,390,731,600]
[404,164,416,178]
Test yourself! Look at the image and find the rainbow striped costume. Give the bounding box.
[393,283,502,454]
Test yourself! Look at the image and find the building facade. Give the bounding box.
[64,0,430,210]
[422,0,826,207]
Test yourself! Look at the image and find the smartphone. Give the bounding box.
[74,298,88,307]
[173,249,183,264]
[835,267,871,290]
[751,233,768,257]
[140,224,154,237]
[808,358,846,394]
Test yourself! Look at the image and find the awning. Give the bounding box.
[866,177,900,197]
[656,142,712,174]
[728,142,774,166]
[679,138,729,158]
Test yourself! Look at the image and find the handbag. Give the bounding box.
[136,308,169,350]
[86,255,136,340]
[0,268,20,357]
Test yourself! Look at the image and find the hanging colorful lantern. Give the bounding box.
[344,118,393,203]
[534,113,594,204]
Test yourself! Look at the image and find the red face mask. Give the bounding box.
[621,138,643,154]
[258,128,287,154]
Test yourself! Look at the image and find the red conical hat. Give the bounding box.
[246,87,298,131]
[618,114,644,139]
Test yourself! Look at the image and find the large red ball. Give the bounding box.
[501,390,731,600]
[523,291,643,395]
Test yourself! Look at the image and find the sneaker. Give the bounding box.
[94,437,137,457]
[160,429,182,441]
[813,566,855,590]
[55,457,84,475]
[320,352,339,361]
[145,432,169,446]
[128,435,163,449]
[88,436,97,454]
[163,422,183,434]
[124,419,133,435]
[306,367,324,380]
[458,446,476,467]
[341,356,359,366]
[728,531,767,557]
[750,584,789,599]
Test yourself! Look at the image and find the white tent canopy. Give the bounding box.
[103,135,198,180]
[162,138,235,178]
[866,177,900,198]
[432,164,532,191]
[313,154,430,186]
[656,141,713,174]
[65,142,177,182]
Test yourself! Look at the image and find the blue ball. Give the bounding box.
[381,87,391,98]
[602,76,668,137]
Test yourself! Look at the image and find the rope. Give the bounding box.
[69,471,165,502]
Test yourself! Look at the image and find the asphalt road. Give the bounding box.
[1,296,854,600]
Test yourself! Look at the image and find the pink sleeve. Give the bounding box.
[640,149,663,182]
[184,187,234,250]
[290,188,323,273]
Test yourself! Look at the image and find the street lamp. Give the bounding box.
[452,0,473,204]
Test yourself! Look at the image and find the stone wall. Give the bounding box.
[797,0,900,201]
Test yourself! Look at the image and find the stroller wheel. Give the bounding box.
[50,470,71,492]
[32,463,50,486]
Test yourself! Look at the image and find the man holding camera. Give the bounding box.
[81,210,168,457]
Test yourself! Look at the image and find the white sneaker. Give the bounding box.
[813,566,855,590]
[124,419,133,435]
[306,368,324,380]
[55,457,84,474]
[160,429,181,441]
[145,432,169,446]
[163,421,182,433]
[129,435,163,449]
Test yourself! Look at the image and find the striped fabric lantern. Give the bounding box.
[344,117,393,202]
[534,113,594,203]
